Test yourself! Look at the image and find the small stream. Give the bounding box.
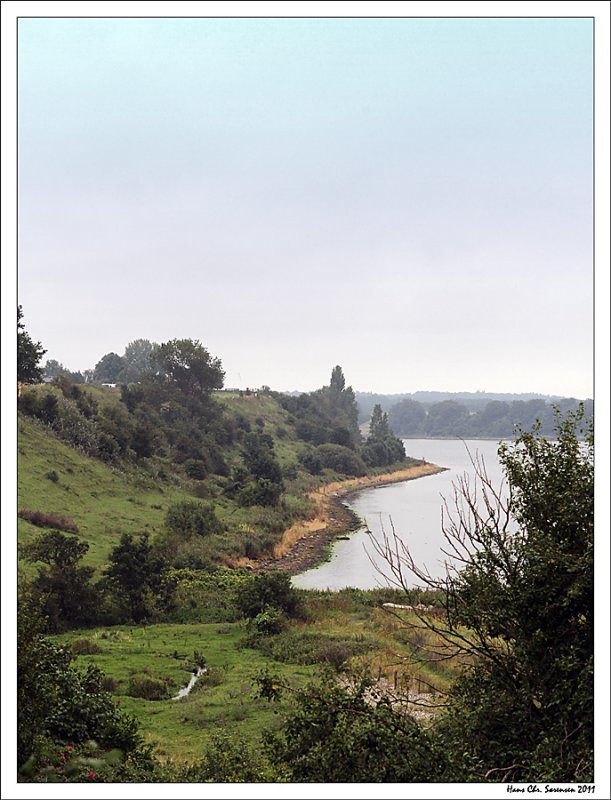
[172,667,207,700]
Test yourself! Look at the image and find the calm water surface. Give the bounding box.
[292,439,507,591]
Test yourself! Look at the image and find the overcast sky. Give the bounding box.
[16,14,595,398]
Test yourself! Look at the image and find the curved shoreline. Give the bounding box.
[248,462,447,576]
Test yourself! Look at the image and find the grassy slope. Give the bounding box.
[17,415,194,571]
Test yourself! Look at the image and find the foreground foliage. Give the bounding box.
[370,406,594,782]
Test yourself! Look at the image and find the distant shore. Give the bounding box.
[242,462,447,576]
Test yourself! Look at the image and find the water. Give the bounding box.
[172,667,207,700]
[292,439,507,591]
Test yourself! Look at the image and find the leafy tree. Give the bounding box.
[370,406,594,782]
[17,305,46,384]
[17,582,141,770]
[152,338,224,395]
[329,365,346,393]
[314,443,367,476]
[361,404,406,467]
[93,352,125,383]
[368,403,390,440]
[238,431,284,506]
[387,398,427,436]
[119,338,157,383]
[44,359,85,384]
[237,570,302,620]
[20,532,97,631]
[260,671,449,782]
[104,533,169,623]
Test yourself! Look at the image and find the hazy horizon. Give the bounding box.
[15,15,595,399]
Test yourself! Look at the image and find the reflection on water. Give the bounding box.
[292,439,506,591]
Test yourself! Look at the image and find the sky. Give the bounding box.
[11,10,601,398]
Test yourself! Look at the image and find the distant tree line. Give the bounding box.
[388,396,593,438]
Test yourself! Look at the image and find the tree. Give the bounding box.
[152,338,224,395]
[368,404,390,440]
[104,533,168,623]
[44,359,84,384]
[260,671,449,782]
[369,406,594,782]
[329,365,346,393]
[20,532,97,631]
[17,581,141,770]
[237,571,302,620]
[388,398,427,436]
[119,339,157,383]
[17,305,46,384]
[93,352,125,383]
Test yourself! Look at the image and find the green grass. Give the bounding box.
[51,589,460,764]
[17,416,194,571]
[53,621,318,764]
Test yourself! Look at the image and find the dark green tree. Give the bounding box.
[152,338,224,395]
[17,305,46,384]
[164,500,224,538]
[17,582,141,770]
[370,406,594,782]
[20,532,97,631]
[368,404,390,440]
[239,431,284,506]
[43,359,84,384]
[260,671,449,782]
[93,352,125,383]
[237,570,302,620]
[104,533,168,623]
[387,398,427,436]
[119,338,157,383]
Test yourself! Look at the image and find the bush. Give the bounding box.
[128,673,173,701]
[71,638,102,656]
[252,607,287,636]
[18,509,79,533]
[237,571,302,620]
[165,500,224,538]
[315,443,367,476]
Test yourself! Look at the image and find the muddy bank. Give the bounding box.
[250,462,447,576]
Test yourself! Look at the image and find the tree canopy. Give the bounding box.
[17,306,46,384]
[152,339,225,395]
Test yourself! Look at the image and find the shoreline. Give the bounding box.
[246,462,447,576]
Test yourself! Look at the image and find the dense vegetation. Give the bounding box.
[15,308,594,785]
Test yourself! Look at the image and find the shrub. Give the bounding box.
[71,638,102,656]
[18,509,79,533]
[252,607,287,636]
[184,458,209,480]
[128,673,173,701]
[165,500,224,538]
[237,571,302,620]
[315,443,367,476]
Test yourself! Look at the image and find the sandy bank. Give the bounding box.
[245,462,447,575]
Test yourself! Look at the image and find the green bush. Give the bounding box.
[128,673,173,701]
[71,638,103,656]
[237,571,302,620]
[314,443,367,476]
[252,607,287,636]
[165,500,224,538]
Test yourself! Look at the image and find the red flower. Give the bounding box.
[88,771,95,779]
[67,745,73,751]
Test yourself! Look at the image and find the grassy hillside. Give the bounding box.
[17,415,193,571]
[18,381,421,572]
